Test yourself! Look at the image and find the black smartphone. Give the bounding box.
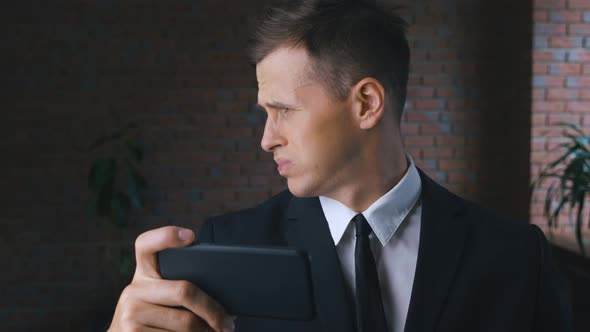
[157,244,316,321]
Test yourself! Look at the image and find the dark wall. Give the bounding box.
[472,0,533,222]
[1,0,533,330]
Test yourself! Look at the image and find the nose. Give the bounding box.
[260,115,285,152]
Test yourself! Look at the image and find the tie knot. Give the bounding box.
[353,213,371,237]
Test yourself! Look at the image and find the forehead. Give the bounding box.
[256,47,312,104]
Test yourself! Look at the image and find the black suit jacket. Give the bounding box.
[196,170,573,332]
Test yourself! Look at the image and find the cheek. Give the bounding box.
[298,111,357,173]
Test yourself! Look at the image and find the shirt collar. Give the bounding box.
[319,155,422,247]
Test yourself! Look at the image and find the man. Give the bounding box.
[108,0,573,331]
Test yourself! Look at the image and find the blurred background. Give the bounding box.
[2,0,589,330]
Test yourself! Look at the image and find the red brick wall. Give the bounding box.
[403,0,533,221]
[2,0,533,330]
[530,0,590,231]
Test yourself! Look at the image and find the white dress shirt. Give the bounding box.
[319,156,422,332]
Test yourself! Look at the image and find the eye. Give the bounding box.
[277,108,290,118]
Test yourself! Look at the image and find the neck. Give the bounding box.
[325,138,408,212]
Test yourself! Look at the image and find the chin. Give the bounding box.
[286,177,320,198]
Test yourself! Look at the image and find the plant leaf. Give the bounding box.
[126,141,144,163]
[564,134,590,153]
[544,185,556,228]
[549,196,569,229]
[119,247,134,275]
[127,164,147,210]
[531,173,565,194]
[88,158,116,217]
[555,122,586,137]
[87,189,99,216]
[87,132,123,151]
[547,145,576,169]
[88,158,115,189]
[575,194,586,256]
[109,192,131,228]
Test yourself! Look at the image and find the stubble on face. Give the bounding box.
[256,46,362,199]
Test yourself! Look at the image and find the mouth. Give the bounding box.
[275,159,292,176]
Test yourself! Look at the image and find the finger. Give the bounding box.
[110,299,173,332]
[129,279,235,332]
[136,302,209,332]
[134,226,195,278]
[113,327,170,332]
[136,327,170,332]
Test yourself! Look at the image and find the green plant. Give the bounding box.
[531,122,590,256]
[87,121,147,273]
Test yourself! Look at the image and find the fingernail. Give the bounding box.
[222,316,235,332]
[178,228,192,241]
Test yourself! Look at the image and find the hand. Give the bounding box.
[108,226,236,332]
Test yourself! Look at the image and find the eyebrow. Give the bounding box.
[256,101,297,111]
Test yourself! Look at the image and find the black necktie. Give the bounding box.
[354,213,388,332]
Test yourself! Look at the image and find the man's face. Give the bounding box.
[256,46,361,197]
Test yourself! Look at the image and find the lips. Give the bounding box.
[275,159,292,175]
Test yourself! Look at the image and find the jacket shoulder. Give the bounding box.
[197,189,293,245]
[421,168,533,241]
[462,197,533,241]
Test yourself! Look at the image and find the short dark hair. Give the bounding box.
[247,0,410,121]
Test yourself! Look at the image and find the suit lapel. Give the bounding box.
[403,170,469,332]
[281,169,469,332]
[285,196,356,332]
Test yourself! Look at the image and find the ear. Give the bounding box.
[351,78,385,130]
